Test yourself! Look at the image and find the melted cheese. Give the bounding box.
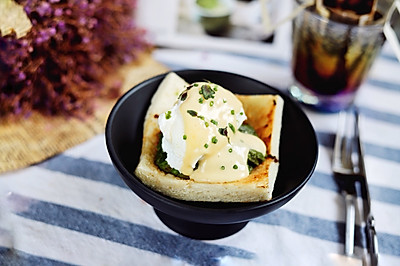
[158,82,266,183]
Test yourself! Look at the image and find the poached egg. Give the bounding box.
[158,82,266,182]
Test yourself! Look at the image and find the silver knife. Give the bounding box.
[354,109,379,266]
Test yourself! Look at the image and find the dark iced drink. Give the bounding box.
[289,4,386,112]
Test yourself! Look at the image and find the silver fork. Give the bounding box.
[332,107,378,265]
[332,108,358,257]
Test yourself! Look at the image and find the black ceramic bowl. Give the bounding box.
[106,70,318,240]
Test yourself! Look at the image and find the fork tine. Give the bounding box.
[333,110,346,172]
[333,107,378,262]
[333,108,356,175]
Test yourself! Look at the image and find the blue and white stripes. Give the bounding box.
[1,40,400,265]
[1,101,399,265]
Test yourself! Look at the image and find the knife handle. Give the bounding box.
[366,215,379,266]
[344,192,356,256]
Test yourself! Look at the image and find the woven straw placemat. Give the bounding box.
[0,54,169,174]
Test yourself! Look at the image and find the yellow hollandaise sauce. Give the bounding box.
[158,82,266,183]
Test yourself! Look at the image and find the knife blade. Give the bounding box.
[354,109,379,266]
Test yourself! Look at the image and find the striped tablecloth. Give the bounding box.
[1,22,400,266]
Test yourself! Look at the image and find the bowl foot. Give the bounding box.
[154,209,248,240]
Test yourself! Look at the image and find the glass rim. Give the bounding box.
[295,0,386,30]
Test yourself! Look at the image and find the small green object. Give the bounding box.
[220,166,225,170]
[228,148,232,153]
[233,164,238,169]
[247,149,266,172]
[228,123,235,133]
[183,135,187,140]
[204,143,209,148]
[196,0,219,9]
[165,111,171,119]
[178,91,188,101]
[218,127,228,137]
[200,84,215,99]
[231,109,235,115]
[211,119,218,125]
[238,124,257,135]
[187,110,198,117]
[211,136,218,144]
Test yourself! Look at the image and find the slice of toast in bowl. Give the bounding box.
[106,70,318,239]
[135,72,284,202]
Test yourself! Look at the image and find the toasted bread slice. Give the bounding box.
[135,72,284,202]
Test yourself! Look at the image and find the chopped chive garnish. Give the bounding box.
[209,101,214,107]
[240,112,244,115]
[194,83,198,87]
[218,127,228,137]
[200,84,215,99]
[204,143,209,148]
[205,122,209,127]
[231,110,235,115]
[183,135,187,140]
[211,119,218,125]
[198,115,205,120]
[199,98,204,104]
[213,86,218,91]
[187,110,197,117]
[178,91,187,101]
[211,136,218,144]
[223,99,227,103]
[165,111,171,119]
[228,123,236,133]
[228,148,233,153]
[233,164,238,169]
[220,166,225,170]
[238,124,257,135]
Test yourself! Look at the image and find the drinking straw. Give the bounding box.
[260,0,314,33]
[315,0,378,25]
[384,0,400,61]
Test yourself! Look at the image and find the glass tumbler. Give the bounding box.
[289,1,386,112]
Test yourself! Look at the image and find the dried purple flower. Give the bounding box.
[0,0,151,118]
